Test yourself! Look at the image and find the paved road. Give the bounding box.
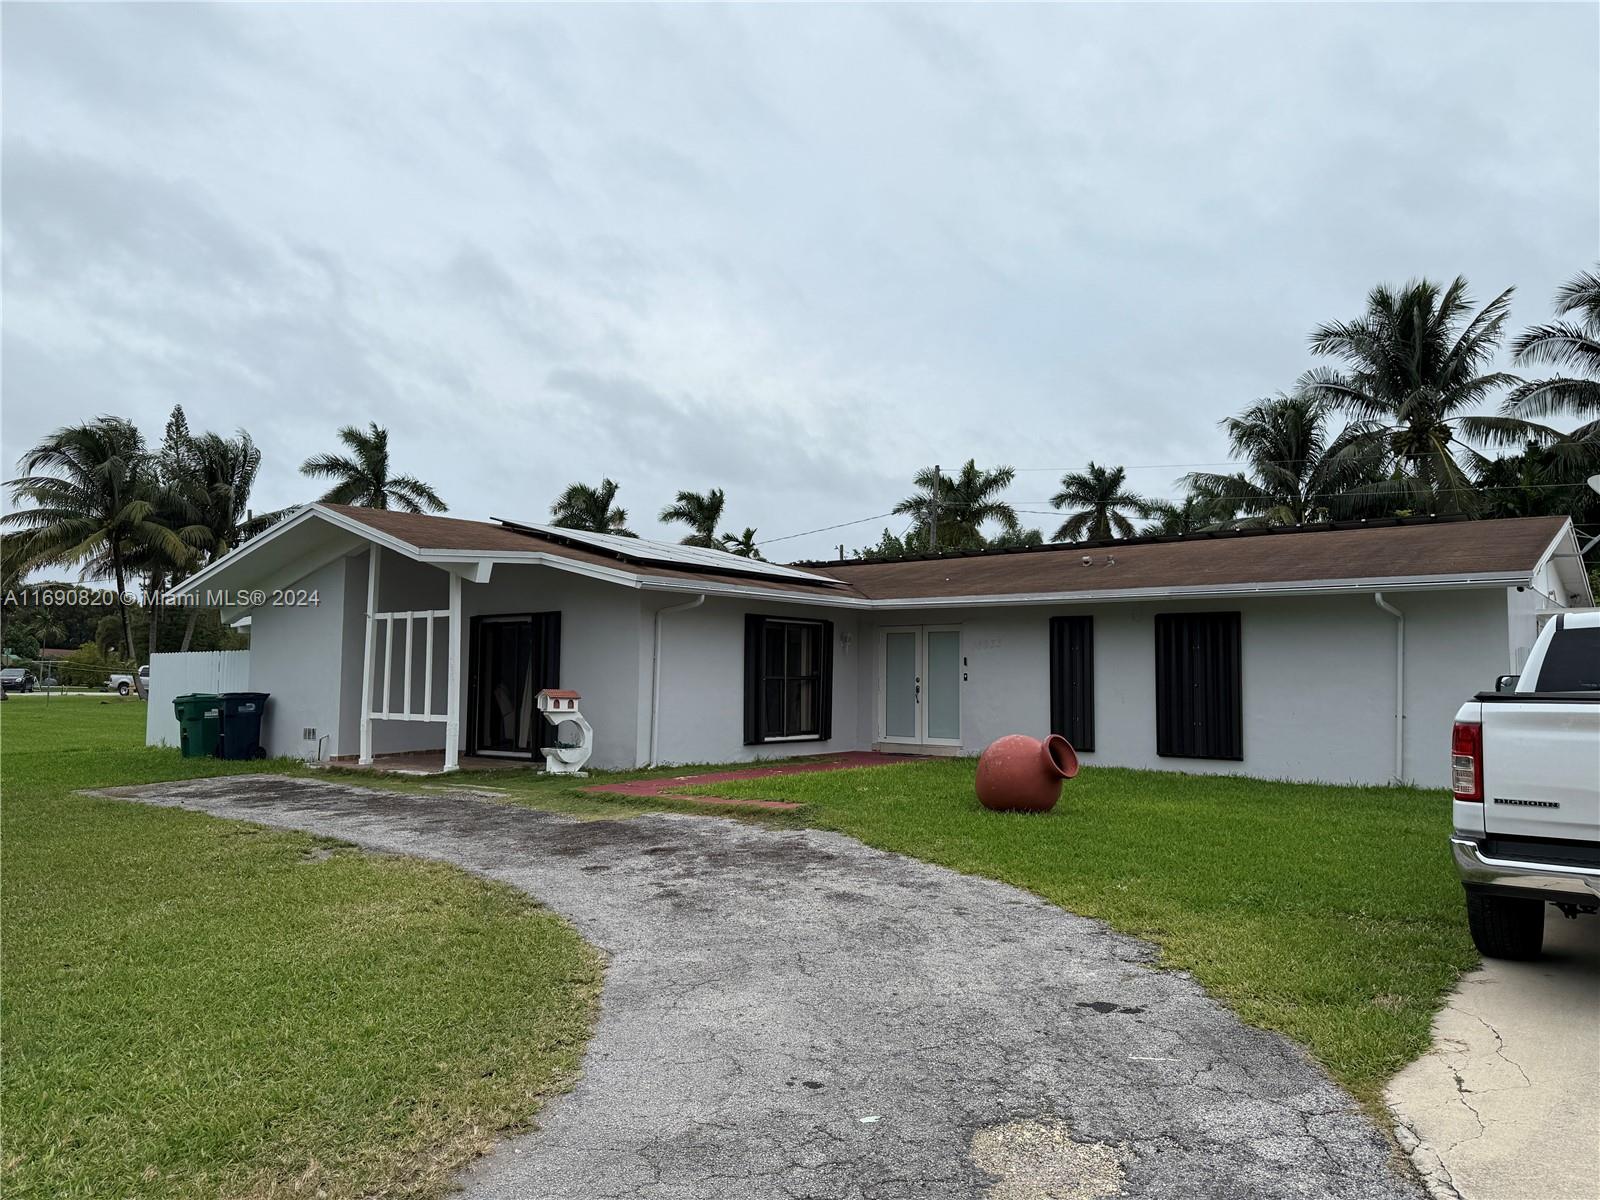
[1387,911,1600,1200]
[107,776,1419,1200]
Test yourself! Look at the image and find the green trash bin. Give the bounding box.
[173,693,222,759]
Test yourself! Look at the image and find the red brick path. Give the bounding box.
[584,751,929,811]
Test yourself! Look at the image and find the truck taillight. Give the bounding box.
[1451,721,1483,802]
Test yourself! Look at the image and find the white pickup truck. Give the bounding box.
[107,664,149,698]
[1451,610,1600,959]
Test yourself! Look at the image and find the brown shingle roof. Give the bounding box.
[322,506,1568,603]
[804,516,1569,600]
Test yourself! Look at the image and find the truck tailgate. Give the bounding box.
[1481,700,1600,843]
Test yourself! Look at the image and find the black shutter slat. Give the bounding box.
[1156,612,1242,761]
[1048,616,1095,751]
[743,615,764,745]
[533,611,562,752]
[818,620,834,741]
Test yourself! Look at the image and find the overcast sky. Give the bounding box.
[4,2,1596,561]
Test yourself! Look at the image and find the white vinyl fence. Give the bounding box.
[145,651,252,747]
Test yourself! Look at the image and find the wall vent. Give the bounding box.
[302,727,317,741]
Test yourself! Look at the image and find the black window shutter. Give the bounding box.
[743,615,764,745]
[1048,616,1095,751]
[817,619,834,741]
[1155,612,1242,760]
[533,611,562,751]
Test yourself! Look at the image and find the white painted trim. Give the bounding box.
[443,571,462,773]
[357,546,381,765]
[381,614,394,719]
[423,614,435,720]
[1373,592,1406,783]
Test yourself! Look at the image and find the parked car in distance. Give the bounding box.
[1451,610,1600,959]
[107,664,150,698]
[1,668,37,693]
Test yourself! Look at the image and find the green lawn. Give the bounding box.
[1,697,600,1200]
[388,754,1476,1112]
[3,696,1472,1200]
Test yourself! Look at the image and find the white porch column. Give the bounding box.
[443,569,463,773]
[358,547,382,765]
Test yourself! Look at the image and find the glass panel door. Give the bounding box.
[924,629,962,742]
[883,630,919,740]
[475,618,535,755]
[881,626,962,744]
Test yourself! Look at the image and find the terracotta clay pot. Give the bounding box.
[974,733,1079,813]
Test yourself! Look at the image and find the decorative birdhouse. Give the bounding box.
[537,688,582,715]
[536,688,592,775]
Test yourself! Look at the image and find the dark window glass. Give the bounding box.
[750,619,826,739]
[1535,626,1600,692]
[1154,612,1242,761]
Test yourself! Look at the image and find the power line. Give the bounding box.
[755,512,900,547]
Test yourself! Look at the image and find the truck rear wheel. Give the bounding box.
[1465,891,1544,960]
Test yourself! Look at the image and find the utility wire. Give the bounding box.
[755,511,900,547]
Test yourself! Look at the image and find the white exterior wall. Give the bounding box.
[645,594,863,767]
[855,588,1512,787]
[461,563,646,770]
[247,556,353,759]
[235,536,1522,785]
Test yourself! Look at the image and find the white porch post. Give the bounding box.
[443,569,463,773]
[358,547,382,765]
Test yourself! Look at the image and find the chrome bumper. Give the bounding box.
[1451,836,1600,901]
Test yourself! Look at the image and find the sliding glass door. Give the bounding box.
[470,613,561,758]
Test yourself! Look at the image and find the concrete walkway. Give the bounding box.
[1387,911,1600,1200]
[104,775,1420,1200]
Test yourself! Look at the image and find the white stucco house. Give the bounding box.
[168,503,1592,787]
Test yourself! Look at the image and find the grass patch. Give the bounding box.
[435,753,1475,1112]
[1,697,600,1200]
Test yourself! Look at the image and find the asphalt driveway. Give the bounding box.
[106,775,1419,1200]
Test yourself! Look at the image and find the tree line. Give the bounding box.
[858,270,1600,557]
[1,417,448,664]
[6,269,1597,664]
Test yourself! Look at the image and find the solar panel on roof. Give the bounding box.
[496,520,839,584]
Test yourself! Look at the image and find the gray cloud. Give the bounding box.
[3,3,1595,557]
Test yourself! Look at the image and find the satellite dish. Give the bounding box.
[1589,474,1600,495]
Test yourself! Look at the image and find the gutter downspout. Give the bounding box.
[1374,592,1405,783]
[649,594,706,767]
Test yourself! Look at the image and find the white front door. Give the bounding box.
[880,626,962,746]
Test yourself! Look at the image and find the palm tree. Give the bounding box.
[1505,266,1600,445]
[1050,462,1151,541]
[300,423,446,513]
[1298,277,1542,514]
[3,417,199,660]
[893,460,1019,552]
[659,488,725,548]
[551,478,635,537]
[1183,393,1381,526]
[1139,488,1240,536]
[719,528,763,559]
[175,431,287,649]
